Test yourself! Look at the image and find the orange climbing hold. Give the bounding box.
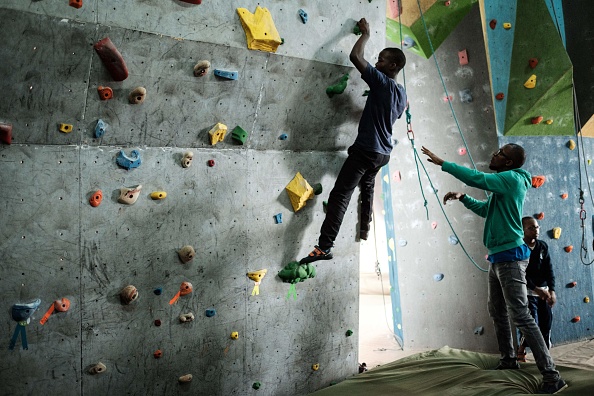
[535,212,544,220]
[561,193,568,199]
[169,281,193,305]
[69,0,82,9]
[568,281,577,287]
[97,86,113,100]
[571,316,581,323]
[531,175,546,188]
[89,190,103,207]
[564,246,573,253]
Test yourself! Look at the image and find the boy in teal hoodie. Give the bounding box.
[422,144,567,394]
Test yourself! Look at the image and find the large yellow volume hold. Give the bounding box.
[285,172,314,212]
[237,6,282,53]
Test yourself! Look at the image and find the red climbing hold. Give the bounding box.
[531,175,546,188]
[458,49,468,66]
[535,212,544,220]
[97,86,113,100]
[0,122,12,144]
[531,116,544,125]
[571,316,581,323]
[489,19,497,30]
[568,281,577,287]
[495,92,504,101]
[529,58,538,69]
[94,37,128,81]
[565,246,573,253]
[180,0,202,3]
[208,159,215,167]
[69,0,82,9]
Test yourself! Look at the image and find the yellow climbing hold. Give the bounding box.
[312,363,320,371]
[209,122,227,145]
[524,75,537,89]
[503,22,512,29]
[545,119,553,125]
[285,172,314,212]
[568,139,576,150]
[230,331,239,340]
[150,191,167,200]
[59,123,73,133]
[237,6,282,53]
[588,159,592,165]
[247,269,268,296]
[552,227,562,239]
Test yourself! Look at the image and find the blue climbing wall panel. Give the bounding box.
[381,164,404,346]
[479,0,516,136]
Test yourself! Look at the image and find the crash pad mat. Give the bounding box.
[312,346,594,395]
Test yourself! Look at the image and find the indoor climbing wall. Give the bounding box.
[0,1,386,395]
[389,2,593,351]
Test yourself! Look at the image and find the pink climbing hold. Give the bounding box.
[458,147,467,156]
[431,221,437,230]
[393,171,401,182]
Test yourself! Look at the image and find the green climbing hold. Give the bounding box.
[252,382,261,390]
[278,261,316,284]
[353,25,361,35]
[313,183,323,195]
[362,90,370,96]
[326,74,349,96]
[231,126,248,145]
[346,329,353,337]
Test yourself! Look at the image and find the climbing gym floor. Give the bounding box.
[353,290,594,395]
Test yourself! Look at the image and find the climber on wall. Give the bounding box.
[300,17,407,264]
[421,144,567,394]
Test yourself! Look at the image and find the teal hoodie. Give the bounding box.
[441,161,532,255]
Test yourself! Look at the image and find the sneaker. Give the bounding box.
[359,230,369,240]
[493,361,521,370]
[539,379,568,394]
[300,245,333,264]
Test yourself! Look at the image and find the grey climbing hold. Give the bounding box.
[459,89,473,103]
[473,326,484,335]
[398,239,407,247]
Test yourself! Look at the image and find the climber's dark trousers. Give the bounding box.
[318,146,390,250]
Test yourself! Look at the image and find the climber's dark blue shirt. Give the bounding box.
[353,62,407,155]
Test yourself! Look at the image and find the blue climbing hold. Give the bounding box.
[279,133,288,140]
[433,273,444,282]
[95,119,107,139]
[298,9,308,24]
[116,149,142,170]
[402,37,416,49]
[154,287,163,296]
[205,308,216,317]
[459,89,473,104]
[274,213,282,224]
[11,299,41,322]
[214,69,238,80]
[448,235,459,245]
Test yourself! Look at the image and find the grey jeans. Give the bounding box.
[488,260,560,382]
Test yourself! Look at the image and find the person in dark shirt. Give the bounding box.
[517,216,557,362]
[300,18,407,264]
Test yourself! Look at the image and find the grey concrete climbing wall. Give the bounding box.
[0,1,385,395]
[388,4,500,352]
[389,4,594,351]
